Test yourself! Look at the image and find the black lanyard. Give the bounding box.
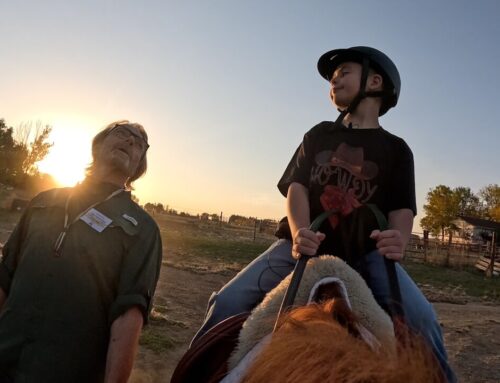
[53,188,124,256]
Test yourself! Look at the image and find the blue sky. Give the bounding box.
[1,0,499,231]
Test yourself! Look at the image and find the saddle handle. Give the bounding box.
[273,205,406,333]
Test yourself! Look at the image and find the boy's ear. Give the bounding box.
[367,73,384,92]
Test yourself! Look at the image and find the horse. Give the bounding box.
[172,256,444,383]
[240,296,442,383]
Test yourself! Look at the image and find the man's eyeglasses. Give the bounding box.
[109,124,150,153]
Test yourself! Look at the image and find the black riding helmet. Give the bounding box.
[317,46,401,118]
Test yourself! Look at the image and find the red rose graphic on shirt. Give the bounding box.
[320,185,362,229]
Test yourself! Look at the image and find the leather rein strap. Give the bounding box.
[274,204,405,333]
[365,203,405,323]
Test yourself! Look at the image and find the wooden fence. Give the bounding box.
[405,235,499,276]
[475,256,500,277]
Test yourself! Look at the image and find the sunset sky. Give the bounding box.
[1,0,499,231]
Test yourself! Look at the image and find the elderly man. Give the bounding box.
[0,121,162,383]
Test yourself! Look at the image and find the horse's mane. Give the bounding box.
[241,300,443,383]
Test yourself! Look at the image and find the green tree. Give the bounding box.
[20,122,53,176]
[0,119,53,188]
[479,184,500,221]
[453,186,481,217]
[421,184,493,241]
[0,119,26,185]
[421,185,457,241]
[155,203,165,213]
[0,119,15,151]
[144,202,155,212]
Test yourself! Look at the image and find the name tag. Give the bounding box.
[80,208,112,232]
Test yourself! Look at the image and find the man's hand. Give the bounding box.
[292,228,325,259]
[370,229,404,261]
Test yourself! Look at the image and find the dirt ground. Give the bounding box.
[1,212,499,382]
[130,262,500,383]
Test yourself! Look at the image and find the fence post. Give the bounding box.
[423,230,429,263]
[445,231,453,267]
[486,232,496,278]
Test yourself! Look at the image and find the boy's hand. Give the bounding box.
[370,229,404,261]
[292,228,325,259]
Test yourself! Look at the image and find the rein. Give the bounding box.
[365,204,406,329]
[273,205,406,335]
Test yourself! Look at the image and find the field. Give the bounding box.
[1,211,500,382]
[132,214,500,383]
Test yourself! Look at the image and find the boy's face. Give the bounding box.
[329,61,363,109]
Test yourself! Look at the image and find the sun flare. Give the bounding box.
[37,118,95,187]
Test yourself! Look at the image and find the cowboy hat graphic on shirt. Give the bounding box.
[315,142,378,180]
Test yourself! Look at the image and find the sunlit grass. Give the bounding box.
[139,325,175,354]
[404,260,500,301]
[164,230,273,265]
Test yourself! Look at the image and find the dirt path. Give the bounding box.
[130,265,500,383]
[130,266,232,383]
[2,213,498,382]
[436,302,500,382]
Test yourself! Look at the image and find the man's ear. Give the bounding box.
[367,73,383,92]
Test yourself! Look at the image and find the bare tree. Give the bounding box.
[0,119,53,190]
[16,121,53,176]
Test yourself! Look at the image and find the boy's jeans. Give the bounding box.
[191,239,457,383]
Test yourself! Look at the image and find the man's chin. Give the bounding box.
[107,157,131,178]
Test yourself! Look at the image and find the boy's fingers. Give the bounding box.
[297,231,322,245]
[378,245,402,255]
[370,229,381,239]
[292,230,325,258]
[295,237,320,249]
[293,243,318,256]
[376,238,403,248]
[374,229,400,239]
[295,228,318,240]
[385,252,403,261]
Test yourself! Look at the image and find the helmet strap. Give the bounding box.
[333,58,370,129]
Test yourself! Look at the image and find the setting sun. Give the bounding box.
[37,118,96,187]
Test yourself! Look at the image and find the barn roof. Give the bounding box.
[456,216,500,231]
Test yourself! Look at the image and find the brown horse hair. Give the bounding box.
[241,299,444,383]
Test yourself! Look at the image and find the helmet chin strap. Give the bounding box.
[332,58,387,129]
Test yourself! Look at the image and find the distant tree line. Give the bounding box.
[143,202,196,218]
[421,184,500,241]
[0,118,55,192]
[228,214,257,226]
[141,203,277,231]
[144,202,165,214]
[200,212,221,222]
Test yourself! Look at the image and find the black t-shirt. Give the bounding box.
[277,121,416,265]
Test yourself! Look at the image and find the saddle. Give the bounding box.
[171,256,395,383]
[170,313,249,383]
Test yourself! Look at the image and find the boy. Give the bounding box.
[193,47,456,382]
